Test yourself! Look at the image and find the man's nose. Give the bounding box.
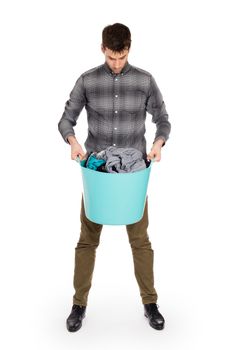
[114,61,120,69]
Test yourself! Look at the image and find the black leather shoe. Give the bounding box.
[66,304,86,332]
[144,303,165,330]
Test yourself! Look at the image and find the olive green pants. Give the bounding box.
[73,194,158,306]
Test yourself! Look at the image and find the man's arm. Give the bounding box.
[67,135,79,145]
[146,75,171,147]
[58,75,86,144]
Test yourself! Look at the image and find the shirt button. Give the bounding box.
[113,143,116,146]
[115,78,118,81]
[115,110,118,113]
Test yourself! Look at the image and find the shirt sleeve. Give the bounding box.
[58,75,86,144]
[146,75,171,147]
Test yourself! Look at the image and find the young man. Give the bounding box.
[58,23,171,332]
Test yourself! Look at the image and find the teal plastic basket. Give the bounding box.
[76,156,154,225]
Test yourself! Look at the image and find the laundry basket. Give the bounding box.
[75,156,154,225]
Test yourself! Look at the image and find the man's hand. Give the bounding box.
[147,138,165,162]
[67,135,86,160]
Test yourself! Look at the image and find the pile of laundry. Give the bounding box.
[83,146,150,173]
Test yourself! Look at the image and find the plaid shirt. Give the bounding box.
[58,61,171,157]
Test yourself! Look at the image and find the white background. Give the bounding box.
[0,0,230,349]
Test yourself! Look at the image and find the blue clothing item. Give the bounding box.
[85,153,106,170]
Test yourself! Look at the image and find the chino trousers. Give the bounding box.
[73,194,158,306]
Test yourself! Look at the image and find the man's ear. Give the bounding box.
[101,44,105,53]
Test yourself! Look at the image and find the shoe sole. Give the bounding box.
[144,313,164,330]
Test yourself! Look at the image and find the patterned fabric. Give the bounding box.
[58,61,171,157]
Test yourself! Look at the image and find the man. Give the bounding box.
[58,23,171,332]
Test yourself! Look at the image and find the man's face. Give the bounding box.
[101,46,129,74]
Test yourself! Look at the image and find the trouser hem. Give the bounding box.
[73,302,87,307]
[142,299,158,305]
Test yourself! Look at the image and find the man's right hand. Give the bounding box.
[67,135,86,160]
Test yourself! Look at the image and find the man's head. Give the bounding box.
[101,23,131,74]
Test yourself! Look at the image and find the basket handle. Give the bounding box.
[75,156,81,164]
[147,157,156,163]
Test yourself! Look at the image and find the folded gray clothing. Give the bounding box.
[95,146,146,173]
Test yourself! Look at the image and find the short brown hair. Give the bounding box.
[102,23,131,52]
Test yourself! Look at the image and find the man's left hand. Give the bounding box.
[147,138,165,162]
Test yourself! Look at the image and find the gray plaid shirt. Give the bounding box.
[58,61,171,157]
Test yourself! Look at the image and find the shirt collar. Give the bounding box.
[103,61,131,76]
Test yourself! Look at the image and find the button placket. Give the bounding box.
[113,76,119,147]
